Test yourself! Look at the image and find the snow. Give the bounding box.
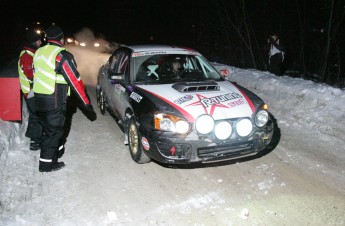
[1,63,345,225]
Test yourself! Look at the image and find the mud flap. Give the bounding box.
[123,113,131,145]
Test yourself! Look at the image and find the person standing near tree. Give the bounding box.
[33,24,97,172]
[18,29,43,151]
[268,33,285,76]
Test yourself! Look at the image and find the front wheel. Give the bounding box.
[127,117,151,164]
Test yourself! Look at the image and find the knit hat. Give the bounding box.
[46,25,64,41]
[25,29,41,43]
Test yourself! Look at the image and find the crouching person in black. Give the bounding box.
[33,25,97,172]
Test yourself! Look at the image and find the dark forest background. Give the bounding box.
[1,0,344,87]
[192,0,345,88]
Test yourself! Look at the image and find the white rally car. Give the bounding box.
[96,45,274,164]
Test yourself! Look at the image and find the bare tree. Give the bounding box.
[295,0,307,75]
[215,0,259,68]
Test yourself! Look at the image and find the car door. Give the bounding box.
[99,56,113,101]
[108,49,130,118]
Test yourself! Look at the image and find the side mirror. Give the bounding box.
[220,69,230,78]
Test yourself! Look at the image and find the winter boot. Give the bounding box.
[52,162,65,171]
[39,161,65,172]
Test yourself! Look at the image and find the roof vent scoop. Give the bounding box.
[172,81,220,92]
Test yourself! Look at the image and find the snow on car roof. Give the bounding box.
[127,45,201,57]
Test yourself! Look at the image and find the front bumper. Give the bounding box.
[140,120,274,164]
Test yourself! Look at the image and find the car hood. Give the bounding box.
[135,81,256,122]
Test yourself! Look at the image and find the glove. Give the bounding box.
[85,104,97,122]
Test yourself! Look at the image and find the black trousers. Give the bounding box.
[269,53,283,76]
[25,96,43,142]
[37,104,66,170]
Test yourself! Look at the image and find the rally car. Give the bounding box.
[96,45,274,164]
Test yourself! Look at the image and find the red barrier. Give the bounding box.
[0,78,21,121]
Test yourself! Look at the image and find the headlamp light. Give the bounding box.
[154,112,190,134]
[255,110,269,127]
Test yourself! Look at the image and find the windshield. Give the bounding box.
[133,54,222,83]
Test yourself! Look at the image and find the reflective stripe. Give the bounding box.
[35,67,56,80]
[56,75,66,83]
[26,51,35,57]
[39,158,52,162]
[48,47,62,67]
[33,45,67,94]
[34,77,55,93]
[20,84,31,93]
[18,50,34,94]
[59,145,64,151]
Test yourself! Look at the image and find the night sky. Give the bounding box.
[1,0,210,65]
[2,0,345,84]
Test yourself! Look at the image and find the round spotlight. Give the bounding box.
[236,119,253,137]
[214,121,232,140]
[175,120,190,134]
[255,110,269,127]
[195,114,214,134]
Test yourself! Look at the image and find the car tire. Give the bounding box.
[99,89,107,115]
[128,117,151,164]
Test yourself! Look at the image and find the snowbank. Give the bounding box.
[0,102,28,182]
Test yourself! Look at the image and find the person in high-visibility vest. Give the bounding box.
[18,29,43,150]
[33,25,97,172]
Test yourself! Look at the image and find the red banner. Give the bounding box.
[0,78,21,121]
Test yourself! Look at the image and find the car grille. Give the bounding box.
[198,140,255,157]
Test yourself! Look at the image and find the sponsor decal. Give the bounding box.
[200,92,243,108]
[186,94,228,115]
[130,92,143,103]
[170,146,176,156]
[141,137,150,151]
[186,92,243,116]
[114,84,125,93]
[228,99,245,108]
[174,95,193,105]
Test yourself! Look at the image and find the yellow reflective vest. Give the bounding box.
[33,45,69,95]
[18,50,34,94]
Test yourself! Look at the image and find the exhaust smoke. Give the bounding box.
[65,27,115,87]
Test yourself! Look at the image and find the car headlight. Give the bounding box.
[154,112,190,134]
[236,118,253,137]
[195,114,214,134]
[214,121,232,140]
[255,110,269,127]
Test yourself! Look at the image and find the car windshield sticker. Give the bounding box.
[186,93,242,116]
[133,51,167,57]
[141,137,150,151]
[130,92,143,103]
[174,95,194,105]
[147,65,159,79]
